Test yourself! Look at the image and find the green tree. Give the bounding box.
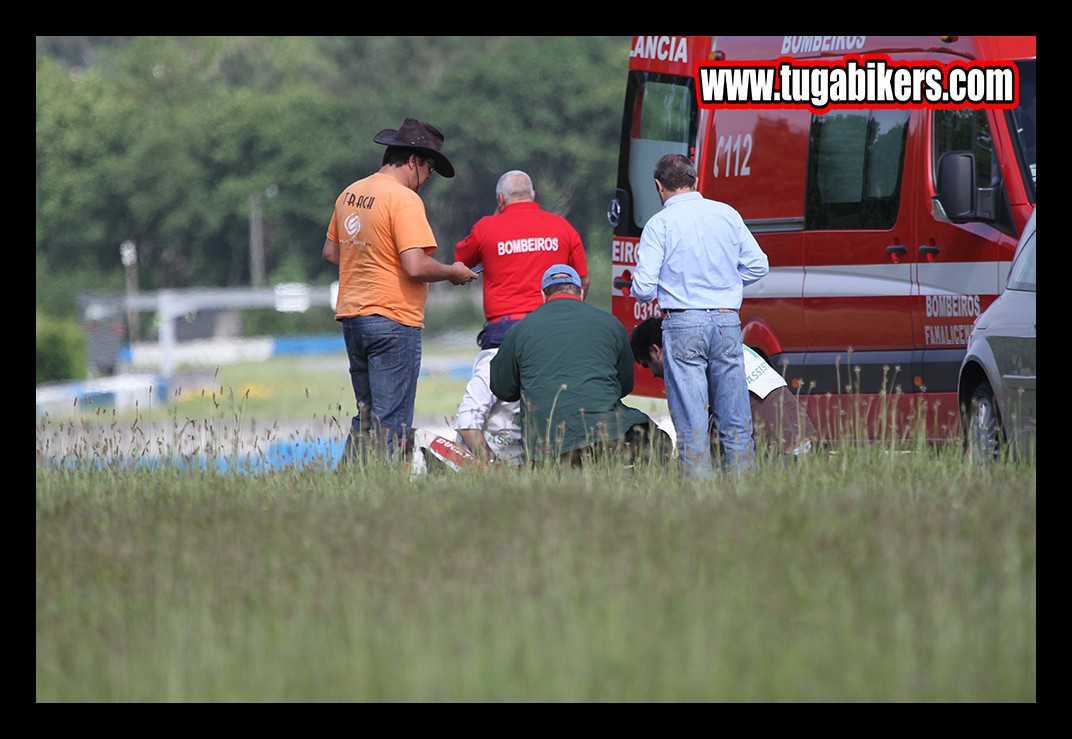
[36,36,631,323]
[429,36,630,256]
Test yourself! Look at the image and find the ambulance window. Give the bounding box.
[805,109,909,230]
[636,82,692,142]
[933,106,1018,235]
[628,80,694,228]
[1010,59,1036,198]
[868,111,907,198]
[934,109,996,188]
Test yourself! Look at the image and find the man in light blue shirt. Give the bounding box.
[631,154,769,478]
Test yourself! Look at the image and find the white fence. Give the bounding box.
[78,281,481,379]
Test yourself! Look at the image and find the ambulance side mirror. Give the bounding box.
[934,150,975,223]
[608,188,631,235]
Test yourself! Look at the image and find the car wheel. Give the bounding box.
[966,381,1003,463]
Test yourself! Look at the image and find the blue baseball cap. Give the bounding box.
[541,264,582,291]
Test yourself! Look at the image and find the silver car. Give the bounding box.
[958,207,1037,462]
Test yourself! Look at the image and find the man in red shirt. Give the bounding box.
[455,170,590,349]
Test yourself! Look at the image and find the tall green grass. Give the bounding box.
[36,446,1035,702]
[36,344,1035,702]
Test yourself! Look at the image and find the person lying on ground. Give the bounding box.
[629,316,816,457]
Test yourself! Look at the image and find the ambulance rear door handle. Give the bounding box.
[886,244,906,263]
[613,277,633,289]
[919,245,940,262]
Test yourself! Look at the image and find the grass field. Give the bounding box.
[35,339,1036,702]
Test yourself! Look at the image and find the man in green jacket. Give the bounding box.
[490,264,671,466]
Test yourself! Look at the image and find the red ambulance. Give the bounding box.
[609,35,1036,442]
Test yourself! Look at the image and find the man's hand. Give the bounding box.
[457,428,496,461]
[449,261,479,286]
[400,250,479,284]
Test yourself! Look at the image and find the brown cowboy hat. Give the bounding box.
[373,118,455,178]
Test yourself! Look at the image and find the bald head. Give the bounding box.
[496,170,536,207]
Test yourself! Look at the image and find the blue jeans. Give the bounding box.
[476,318,522,350]
[662,310,755,477]
[341,314,422,460]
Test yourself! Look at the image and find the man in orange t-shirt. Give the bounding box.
[322,118,478,463]
[455,170,589,350]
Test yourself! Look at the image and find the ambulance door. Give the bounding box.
[916,106,1021,400]
[800,108,916,397]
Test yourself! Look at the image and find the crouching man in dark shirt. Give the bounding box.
[490,265,672,467]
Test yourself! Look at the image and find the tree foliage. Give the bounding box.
[36,36,631,319]
[36,312,87,384]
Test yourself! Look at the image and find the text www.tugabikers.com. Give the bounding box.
[696,55,1018,112]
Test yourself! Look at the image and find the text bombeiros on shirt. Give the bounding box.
[497,237,561,256]
[696,55,1018,113]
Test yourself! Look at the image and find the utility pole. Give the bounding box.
[249,184,278,287]
[249,193,265,287]
[120,240,140,340]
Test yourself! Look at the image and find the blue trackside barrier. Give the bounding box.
[39,438,346,474]
[271,335,341,356]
